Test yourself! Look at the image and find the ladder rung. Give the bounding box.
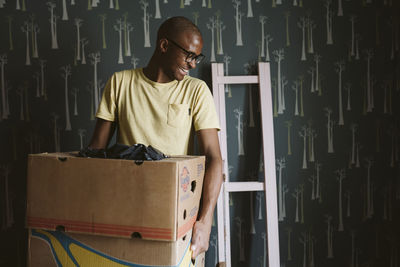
[216,75,259,85]
[224,182,264,192]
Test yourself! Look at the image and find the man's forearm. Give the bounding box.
[189,129,222,258]
[197,155,223,225]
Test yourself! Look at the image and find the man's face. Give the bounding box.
[163,32,203,82]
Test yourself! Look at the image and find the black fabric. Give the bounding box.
[78,147,107,158]
[78,143,167,161]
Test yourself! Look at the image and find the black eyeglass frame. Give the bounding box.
[166,38,205,64]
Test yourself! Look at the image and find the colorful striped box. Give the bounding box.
[28,228,205,267]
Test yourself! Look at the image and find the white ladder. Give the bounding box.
[211,62,280,267]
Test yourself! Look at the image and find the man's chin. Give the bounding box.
[173,73,185,81]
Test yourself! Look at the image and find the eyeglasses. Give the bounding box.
[167,38,205,64]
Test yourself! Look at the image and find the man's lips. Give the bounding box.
[179,67,189,75]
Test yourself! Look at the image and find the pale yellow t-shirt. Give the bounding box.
[96,68,220,155]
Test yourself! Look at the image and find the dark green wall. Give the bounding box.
[0,0,399,266]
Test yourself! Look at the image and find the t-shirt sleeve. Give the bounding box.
[192,81,220,131]
[96,73,117,122]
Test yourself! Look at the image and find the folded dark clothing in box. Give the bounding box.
[79,143,167,161]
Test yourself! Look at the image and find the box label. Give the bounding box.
[189,206,198,218]
[180,166,190,193]
[197,164,204,178]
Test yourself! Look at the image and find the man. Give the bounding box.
[88,16,223,260]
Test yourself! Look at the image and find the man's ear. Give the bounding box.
[159,38,168,53]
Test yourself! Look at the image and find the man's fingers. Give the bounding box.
[191,243,199,259]
[191,221,211,259]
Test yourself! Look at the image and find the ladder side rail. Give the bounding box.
[213,63,231,267]
[212,64,229,179]
[212,63,228,265]
[217,65,230,181]
[211,63,222,150]
[217,63,233,267]
[258,62,281,267]
[224,186,232,267]
[218,82,232,266]
[216,182,226,265]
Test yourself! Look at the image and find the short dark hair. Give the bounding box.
[157,16,202,42]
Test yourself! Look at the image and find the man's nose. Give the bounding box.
[188,60,197,69]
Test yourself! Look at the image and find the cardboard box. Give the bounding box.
[26,152,205,242]
[28,228,205,267]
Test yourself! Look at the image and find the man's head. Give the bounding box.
[155,16,204,82]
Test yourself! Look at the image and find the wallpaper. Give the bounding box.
[0,0,399,266]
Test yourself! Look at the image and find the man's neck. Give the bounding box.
[143,59,172,83]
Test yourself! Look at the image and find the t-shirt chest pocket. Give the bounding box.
[167,103,191,128]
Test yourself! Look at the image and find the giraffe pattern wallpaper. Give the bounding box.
[0,0,399,266]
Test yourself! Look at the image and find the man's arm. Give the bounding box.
[88,118,116,149]
[191,128,223,259]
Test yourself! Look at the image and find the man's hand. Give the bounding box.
[191,219,212,259]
